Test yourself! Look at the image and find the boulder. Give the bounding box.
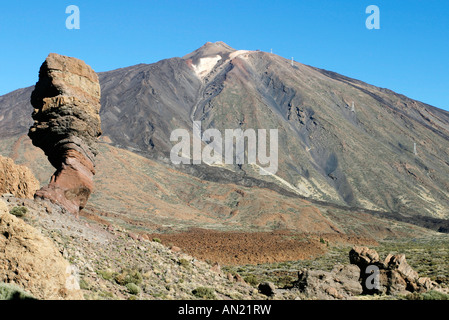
[384,253,419,283]
[0,200,83,299]
[0,156,40,199]
[258,282,276,297]
[349,246,380,268]
[0,199,8,215]
[294,264,362,300]
[28,53,101,215]
[351,246,439,295]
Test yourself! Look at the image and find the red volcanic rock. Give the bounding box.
[28,53,101,215]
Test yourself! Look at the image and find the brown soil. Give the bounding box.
[147,228,378,265]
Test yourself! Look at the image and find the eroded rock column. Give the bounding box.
[29,53,101,215]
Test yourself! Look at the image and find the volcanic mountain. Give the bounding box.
[1,41,449,235]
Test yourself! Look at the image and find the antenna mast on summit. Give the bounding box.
[291,57,294,66]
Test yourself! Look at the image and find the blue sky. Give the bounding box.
[1,0,448,110]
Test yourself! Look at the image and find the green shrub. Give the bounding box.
[10,206,28,218]
[192,287,216,300]
[178,258,191,269]
[115,268,143,286]
[79,278,90,290]
[97,269,115,281]
[244,274,259,287]
[126,283,140,295]
[152,238,161,243]
[406,290,449,300]
[0,283,35,300]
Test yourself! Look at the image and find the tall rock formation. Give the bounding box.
[28,53,101,215]
[0,155,40,198]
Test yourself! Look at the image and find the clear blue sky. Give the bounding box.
[1,0,448,110]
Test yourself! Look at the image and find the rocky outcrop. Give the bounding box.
[0,199,83,299]
[0,155,40,198]
[258,281,277,297]
[294,246,440,299]
[28,53,101,215]
[350,246,439,295]
[295,264,363,299]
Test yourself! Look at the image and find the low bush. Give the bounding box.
[0,283,35,300]
[126,283,141,295]
[97,269,115,281]
[178,258,191,269]
[115,268,143,286]
[10,206,28,218]
[192,287,216,300]
[244,274,259,287]
[405,290,449,300]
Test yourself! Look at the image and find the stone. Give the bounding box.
[0,200,83,299]
[28,53,101,215]
[210,262,221,274]
[384,253,419,282]
[349,246,380,268]
[294,265,362,300]
[0,199,8,215]
[416,277,434,292]
[386,270,408,295]
[325,286,343,299]
[332,264,363,296]
[258,282,276,297]
[234,274,245,283]
[0,156,40,199]
[350,247,440,295]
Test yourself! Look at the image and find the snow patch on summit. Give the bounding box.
[230,50,250,60]
[192,55,222,79]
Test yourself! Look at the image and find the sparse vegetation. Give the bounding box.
[114,268,143,286]
[404,290,449,300]
[126,283,141,295]
[10,206,28,218]
[3,193,447,301]
[0,283,35,300]
[79,278,90,290]
[244,274,259,287]
[192,287,216,300]
[97,269,115,281]
[178,258,191,269]
[223,237,449,291]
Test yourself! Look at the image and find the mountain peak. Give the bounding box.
[183,41,236,61]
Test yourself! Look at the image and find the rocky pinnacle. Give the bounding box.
[28,53,101,215]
